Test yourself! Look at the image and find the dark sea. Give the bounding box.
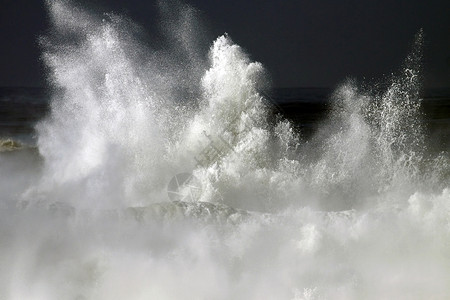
[1,86,449,151]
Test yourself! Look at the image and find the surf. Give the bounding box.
[1,1,449,299]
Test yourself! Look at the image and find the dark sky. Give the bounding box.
[1,0,449,88]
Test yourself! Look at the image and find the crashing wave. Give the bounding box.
[1,1,449,299]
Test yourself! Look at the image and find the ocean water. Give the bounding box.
[1,1,450,299]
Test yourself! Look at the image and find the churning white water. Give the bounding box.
[1,1,449,299]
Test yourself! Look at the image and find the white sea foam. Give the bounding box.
[0,1,449,299]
